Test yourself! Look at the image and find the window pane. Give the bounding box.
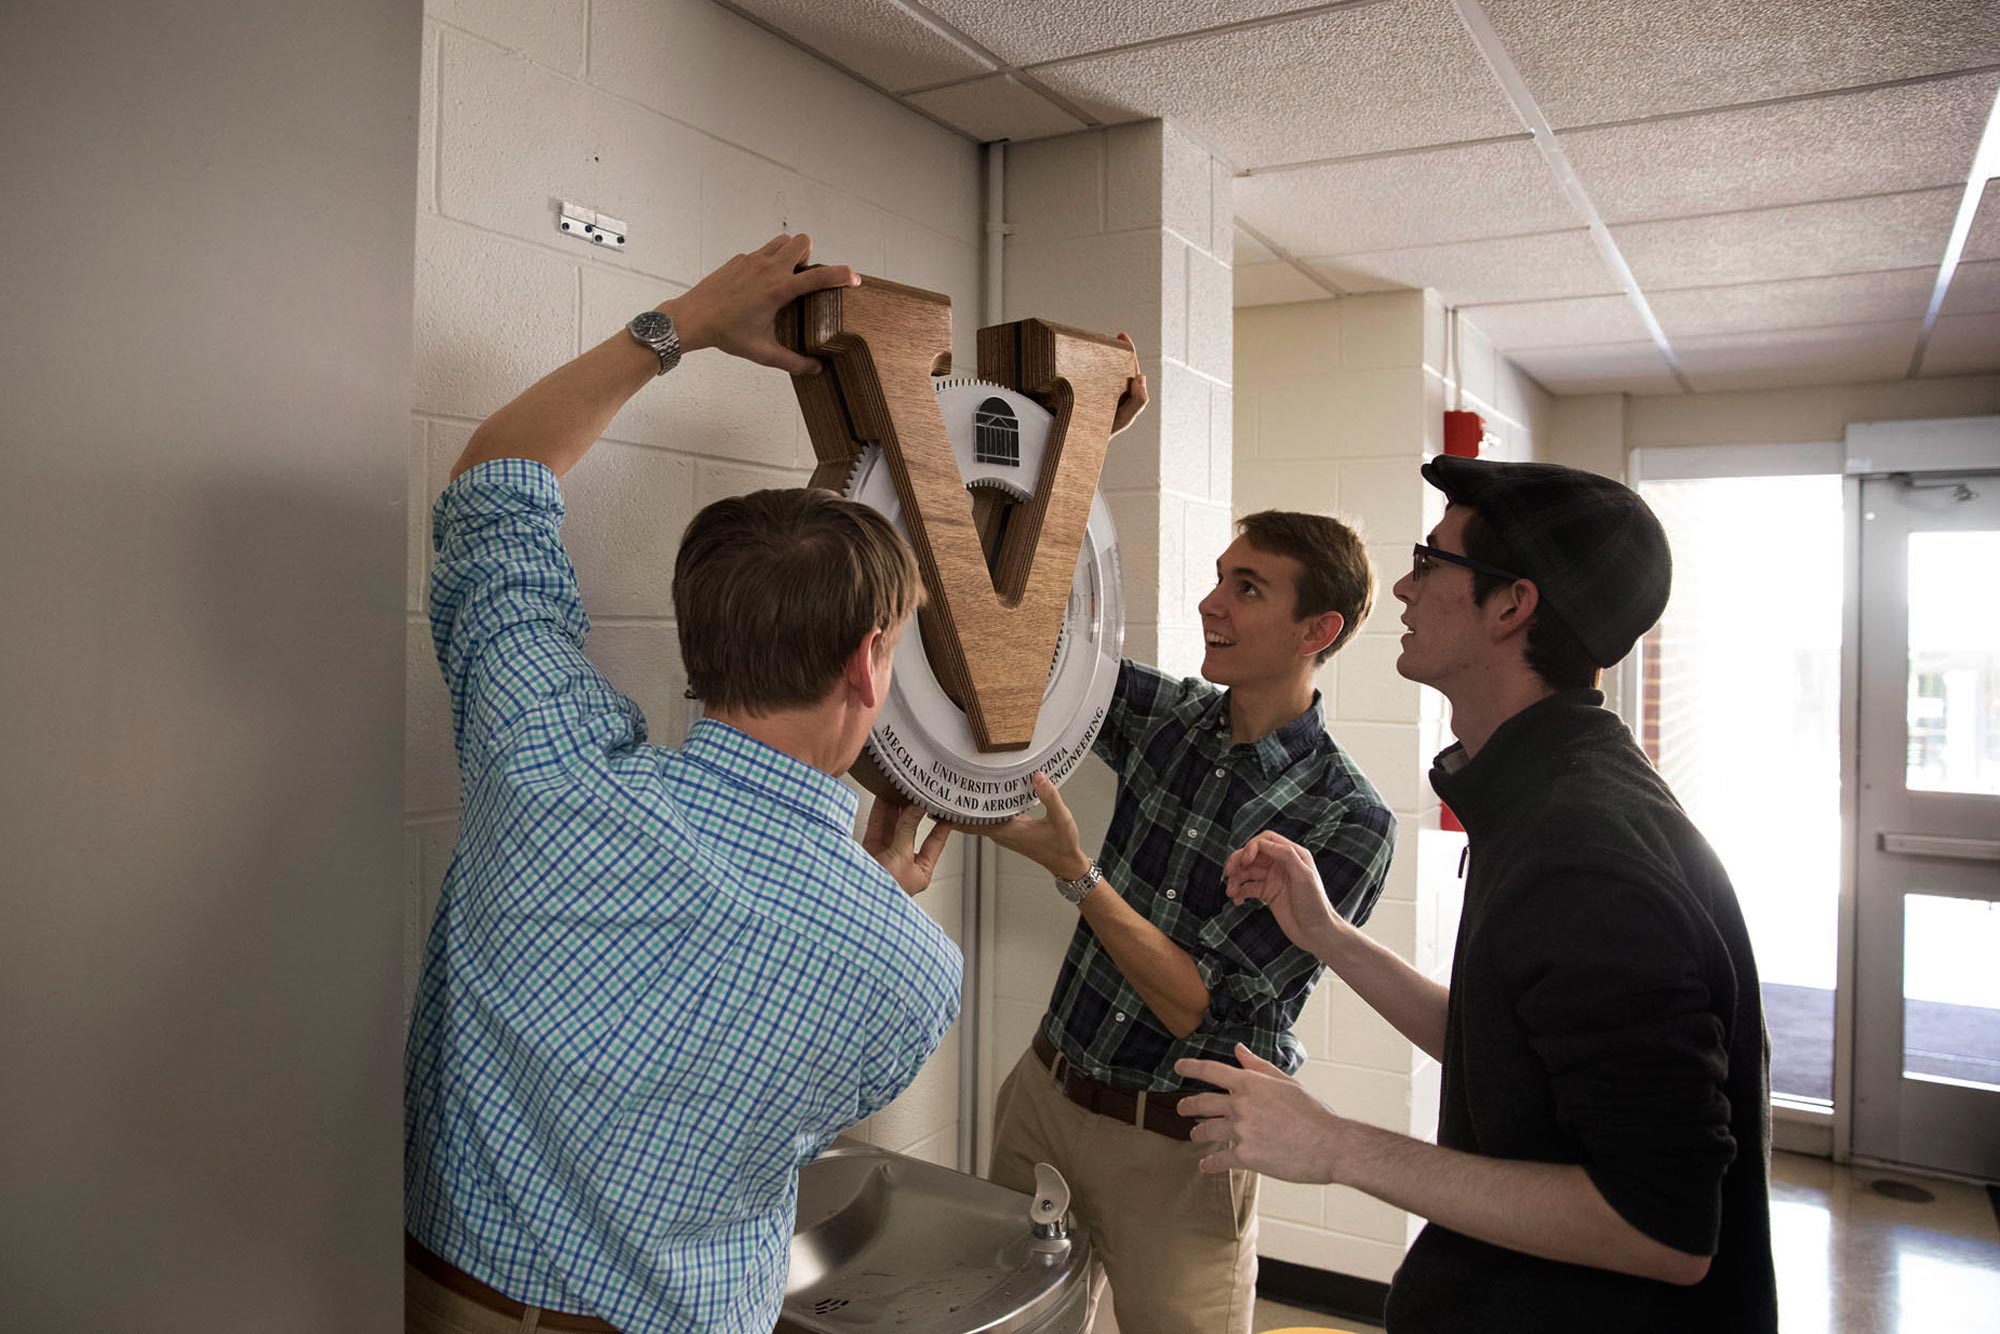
[1906,531,2000,795]
[1902,894,2000,1092]
[1641,475,1842,1104]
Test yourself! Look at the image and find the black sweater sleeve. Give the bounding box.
[1495,871,1739,1256]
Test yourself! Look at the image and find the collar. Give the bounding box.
[1429,688,1608,836]
[1175,685,1329,776]
[680,718,860,834]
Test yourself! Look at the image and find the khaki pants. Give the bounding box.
[988,1047,1259,1334]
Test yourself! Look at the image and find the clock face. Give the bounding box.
[630,311,671,343]
[846,378,1124,825]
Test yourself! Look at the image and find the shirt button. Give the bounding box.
[1213,767,1226,778]
[1165,889,1177,900]
[1114,1011,1126,1023]
[1185,826,1197,839]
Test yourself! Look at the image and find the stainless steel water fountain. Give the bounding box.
[777,1141,1092,1334]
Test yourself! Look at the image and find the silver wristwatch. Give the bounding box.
[1053,860,1103,905]
[627,309,681,376]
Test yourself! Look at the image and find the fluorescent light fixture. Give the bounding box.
[1909,84,2000,377]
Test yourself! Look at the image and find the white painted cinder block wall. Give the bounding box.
[1233,294,1550,1281]
[404,0,982,1164]
[979,121,1238,1166]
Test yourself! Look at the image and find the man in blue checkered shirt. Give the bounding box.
[404,235,964,1334]
[972,512,1396,1333]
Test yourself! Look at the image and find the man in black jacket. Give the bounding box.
[1173,458,1777,1332]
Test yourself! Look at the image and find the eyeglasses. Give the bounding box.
[1411,542,1525,583]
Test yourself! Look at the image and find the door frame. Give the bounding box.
[1629,417,2000,1174]
[1847,431,2000,1180]
[1843,417,2000,1177]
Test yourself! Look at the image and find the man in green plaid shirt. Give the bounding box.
[974,510,1395,1334]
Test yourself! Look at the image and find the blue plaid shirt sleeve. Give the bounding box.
[1192,789,1395,1027]
[428,459,643,785]
[410,459,966,1334]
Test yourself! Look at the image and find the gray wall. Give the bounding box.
[0,2,417,1327]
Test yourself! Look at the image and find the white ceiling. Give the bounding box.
[718,0,2000,396]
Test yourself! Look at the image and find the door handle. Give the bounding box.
[1879,832,2000,862]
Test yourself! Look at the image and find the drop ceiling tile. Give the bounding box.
[1305,229,1617,307]
[1030,0,1523,169]
[1920,312,2000,376]
[1941,259,2000,315]
[726,0,993,91]
[1675,321,1920,393]
[1459,294,1649,350]
[1480,0,2000,128]
[919,0,1338,67]
[1650,268,1937,338]
[1964,180,2000,262]
[1560,72,2000,224]
[1613,188,1960,290]
[908,75,1087,141]
[1235,260,1334,306]
[1508,340,1680,395]
[1238,138,1572,255]
[1234,227,1279,265]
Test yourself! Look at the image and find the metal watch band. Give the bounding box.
[1053,861,1102,905]
[626,310,681,376]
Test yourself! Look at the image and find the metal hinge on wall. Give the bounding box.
[558,201,626,249]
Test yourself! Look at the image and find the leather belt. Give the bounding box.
[405,1234,621,1333]
[1031,1028,1199,1141]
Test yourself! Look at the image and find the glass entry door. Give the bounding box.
[1852,471,2000,1178]
[1638,474,1843,1108]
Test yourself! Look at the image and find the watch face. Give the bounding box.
[630,311,671,344]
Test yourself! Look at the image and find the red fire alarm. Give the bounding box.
[1443,409,1484,458]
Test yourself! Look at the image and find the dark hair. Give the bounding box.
[1458,507,1601,690]
[674,488,923,715]
[1235,510,1374,663]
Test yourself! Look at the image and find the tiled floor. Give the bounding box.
[1767,1152,2000,1331]
[1093,1153,2000,1333]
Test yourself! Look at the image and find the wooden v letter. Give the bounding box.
[780,275,1135,752]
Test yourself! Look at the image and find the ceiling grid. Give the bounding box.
[721,0,2000,394]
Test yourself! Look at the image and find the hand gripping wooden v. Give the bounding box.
[778,275,1135,765]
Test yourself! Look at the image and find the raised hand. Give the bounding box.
[957,771,1090,880]
[668,233,857,375]
[862,797,953,896]
[1221,830,1342,958]
[1110,332,1148,436]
